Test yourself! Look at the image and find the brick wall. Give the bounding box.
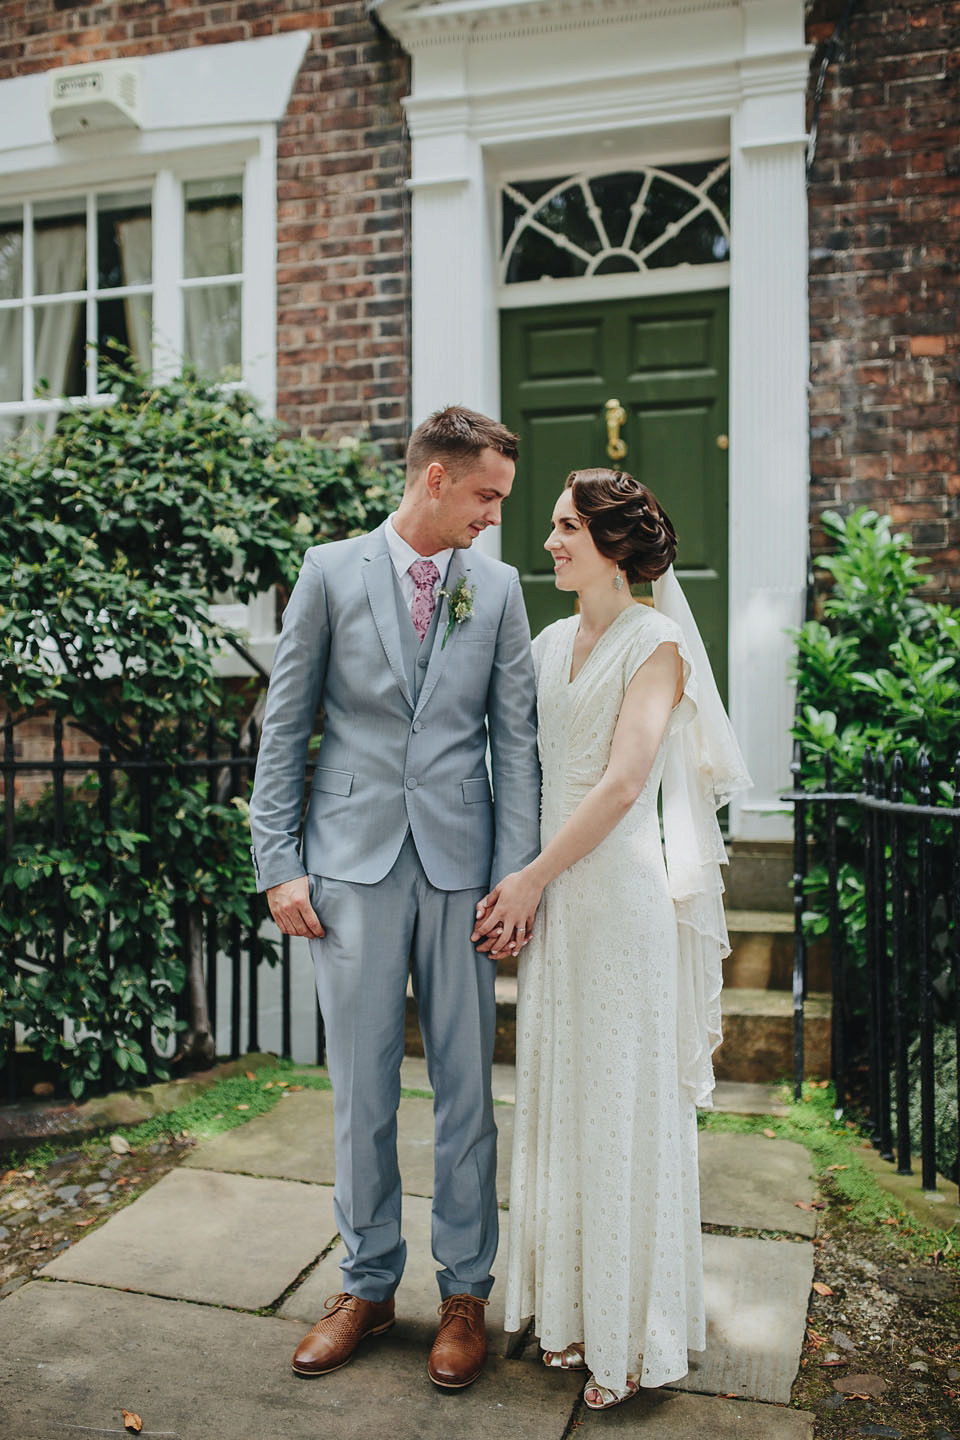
[0,0,411,457]
[806,0,960,599]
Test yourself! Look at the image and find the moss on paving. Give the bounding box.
[700,1081,960,1273]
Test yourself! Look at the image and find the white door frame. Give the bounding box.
[375,0,812,840]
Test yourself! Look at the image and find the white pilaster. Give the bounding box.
[727,70,810,837]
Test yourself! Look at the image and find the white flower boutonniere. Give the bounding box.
[438,576,476,649]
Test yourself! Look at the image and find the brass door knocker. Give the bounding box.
[605,398,627,461]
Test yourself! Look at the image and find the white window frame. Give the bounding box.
[0,34,309,670]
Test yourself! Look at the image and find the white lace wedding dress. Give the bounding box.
[504,603,707,1392]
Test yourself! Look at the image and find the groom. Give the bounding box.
[249,406,540,1389]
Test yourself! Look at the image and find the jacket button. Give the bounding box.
[412,721,423,733]
[405,777,418,789]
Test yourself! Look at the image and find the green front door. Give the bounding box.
[501,289,729,698]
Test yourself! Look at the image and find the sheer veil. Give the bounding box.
[652,566,752,1107]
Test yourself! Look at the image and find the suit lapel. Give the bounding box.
[362,526,414,711]
[415,549,472,718]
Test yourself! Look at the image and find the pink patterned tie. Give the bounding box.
[409,558,440,641]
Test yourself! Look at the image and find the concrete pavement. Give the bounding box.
[0,1059,816,1439]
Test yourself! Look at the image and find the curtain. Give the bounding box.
[0,228,23,445]
[115,215,153,370]
[34,223,85,435]
[183,202,242,376]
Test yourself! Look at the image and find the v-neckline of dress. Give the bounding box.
[566,604,639,686]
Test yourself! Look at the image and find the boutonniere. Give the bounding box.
[438,576,476,648]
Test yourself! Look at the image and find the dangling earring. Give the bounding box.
[613,568,624,592]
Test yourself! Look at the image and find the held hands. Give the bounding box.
[266,876,325,939]
[471,867,543,958]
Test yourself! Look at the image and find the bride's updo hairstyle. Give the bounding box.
[565,468,677,584]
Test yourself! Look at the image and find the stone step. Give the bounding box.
[723,840,794,912]
[713,988,832,1085]
[724,909,831,993]
[406,978,832,1081]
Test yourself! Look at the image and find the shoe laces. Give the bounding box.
[436,1293,489,1340]
[307,1292,363,1339]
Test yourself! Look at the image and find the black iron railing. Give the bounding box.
[1,712,325,1104]
[782,745,960,1190]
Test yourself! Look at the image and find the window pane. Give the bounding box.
[0,311,22,400]
[98,190,152,288]
[0,208,23,299]
[34,300,84,397]
[184,177,242,278]
[97,295,153,379]
[33,196,86,295]
[184,283,241,375]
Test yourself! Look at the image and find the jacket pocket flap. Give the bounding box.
[461,777,491,804]
[312,766,354,797]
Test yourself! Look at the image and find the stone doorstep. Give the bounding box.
[723,910,832,993]
[407,976,833,1080]
[713,991,832,1084]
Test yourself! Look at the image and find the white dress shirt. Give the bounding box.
[385,513,453,609]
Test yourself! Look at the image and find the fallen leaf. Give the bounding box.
[245,1070,256,1081]
[815,1079,830,1088]
[812,1281,834,1297]
[1,1170,17,1183]
[833,1373,887,1397]
[235,1104,250,1112]
[75,1218,96,1227]
[820,1358,846,1367]
[287,1084,304,1091]
[121,1411,143,1433]
[880,1216,898,1226]
[32,1081,55,1097]
[212,1113,224,1120]
[275,1080,289,1088]
[825,1163,848,1172]
[115,1177,129,1186]
[762,1128,776,1139]
[109,1135,132,1155]
[795,1200,824,1210]
[263,1082,274,1089]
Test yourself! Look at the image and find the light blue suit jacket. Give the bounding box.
[249,521,541,893]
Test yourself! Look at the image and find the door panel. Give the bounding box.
[501,289,729,698]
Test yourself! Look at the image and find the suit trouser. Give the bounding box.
[308,833,497,1302]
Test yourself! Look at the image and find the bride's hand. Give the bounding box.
[471,869,542,956]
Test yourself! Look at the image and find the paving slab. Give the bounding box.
[711,1080,791,1116]
[42,1167,336,1309]
[699,1131,817,1235]
[0,1281,581,1440]
[183,1087,514,1204]
[673,1232,814,1405]
[570,1386,813,1437]
[282,1191,513,1349]
[400,1055,518,1104]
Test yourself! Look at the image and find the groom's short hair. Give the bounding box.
[406,405,519,483]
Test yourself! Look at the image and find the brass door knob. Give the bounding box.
[605,399,627,461]
[716,433,729,451]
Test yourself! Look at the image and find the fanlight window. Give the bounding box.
[500,161,730,285]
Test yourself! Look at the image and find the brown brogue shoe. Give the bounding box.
[427,1294,489,1389]
[291,1292,395,1377]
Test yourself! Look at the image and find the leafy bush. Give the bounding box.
[0,356,405,1098]
[790,510,959,1170]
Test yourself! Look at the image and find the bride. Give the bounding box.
[471,467,750,1410]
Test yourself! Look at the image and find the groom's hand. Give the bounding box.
[266,876,325,938]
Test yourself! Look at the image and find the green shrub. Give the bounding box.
[0,355,405,1098]
[790,509,959,1172]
